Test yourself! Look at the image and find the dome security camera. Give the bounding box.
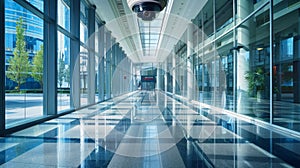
[127,0,168,21]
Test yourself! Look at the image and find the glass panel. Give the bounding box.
[273,0,300,132]
[57,31,71,112]
[236,5,270,122]
[80,0,88,43]
[202,0,213,38]
[26,0,44,12]
[57,0,70,31]
[95,22,99,102]
[214,31,234,110]
[80,46,88,106]
[5,0,44,127]
[215,0,233,34]
[236,0,269,25]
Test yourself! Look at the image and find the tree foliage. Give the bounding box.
[32,44,43,88]
[7,17,31,91]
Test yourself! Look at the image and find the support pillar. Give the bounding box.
[0,0,5,135]
[87,5,96,104]
[70,0,80,108]
[98,23,105,101]
[44,0,58,113]
[156,63,161,91]
[164,61,168,92]
[187,23,194,101]
[172,49,176,95]
[105,31,112,99]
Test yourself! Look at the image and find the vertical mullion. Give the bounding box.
[70,0,80,109]
[98,22,105,101]
[269,0,273,124]
[43,0,57,115]
[87,5,96,105]
[0,0,5,136]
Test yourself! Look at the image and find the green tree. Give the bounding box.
[7,17,31,91]
[32,44,43,88]
[58,55,65,88]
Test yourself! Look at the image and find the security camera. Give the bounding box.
[127,0,168,21]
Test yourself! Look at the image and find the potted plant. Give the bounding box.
[245,67,267,118]
[245,67,265,100]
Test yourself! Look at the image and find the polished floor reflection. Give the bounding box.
[0,91,298,167]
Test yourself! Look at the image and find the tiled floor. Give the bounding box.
[0,91,299,167]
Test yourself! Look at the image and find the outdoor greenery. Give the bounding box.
[7,17,70,92]
[32,44,44,88]
[6,17,31,91]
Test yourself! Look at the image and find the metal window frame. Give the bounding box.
[0,0,5,136]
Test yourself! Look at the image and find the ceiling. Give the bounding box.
[89,0,207,63]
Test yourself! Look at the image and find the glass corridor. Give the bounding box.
[0,91,298,167]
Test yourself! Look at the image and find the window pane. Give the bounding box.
[236,5,270,122]
[26,0,43,12]
[58,0,70,31]
[5,0,44,127]
[80,0,88,43]
[57,31,71,112]
[236,0,268,25]
[273,0,300,132]
[80,46,88,106]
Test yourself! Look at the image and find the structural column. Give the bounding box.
[70,0,81,108]
[105,30,112,99]
[0,0,5,135]
[130,61,134,91]
[44,0,58,113]
[156,63,161,91]
[87,5,96,105]
[187,23,194,101]
[120,50,124,94]
[172,50,176,95]
[236,0,252,113]
[115,46,120,96]
[98,22,105,101]
[111,38,116,97]
[164,61,168,92]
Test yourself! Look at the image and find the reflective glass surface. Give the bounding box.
[57,0,70,31]
[0,91,297,167]
[5,0,44,127]
[57,31,71,112]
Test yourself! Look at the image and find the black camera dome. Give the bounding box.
[127,0,168,21]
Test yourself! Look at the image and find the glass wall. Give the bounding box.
[1,0,115,135]
[273,0,300,132]
[169,0,300,133]
[236,5,270,122]
[26,0,43,11]
[57,0,70,31]
[57,31,71,112]
[80,46,88,106]
[5,0,44,127]
[57,0,71,113]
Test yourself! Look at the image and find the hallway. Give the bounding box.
[0,91,297,167]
